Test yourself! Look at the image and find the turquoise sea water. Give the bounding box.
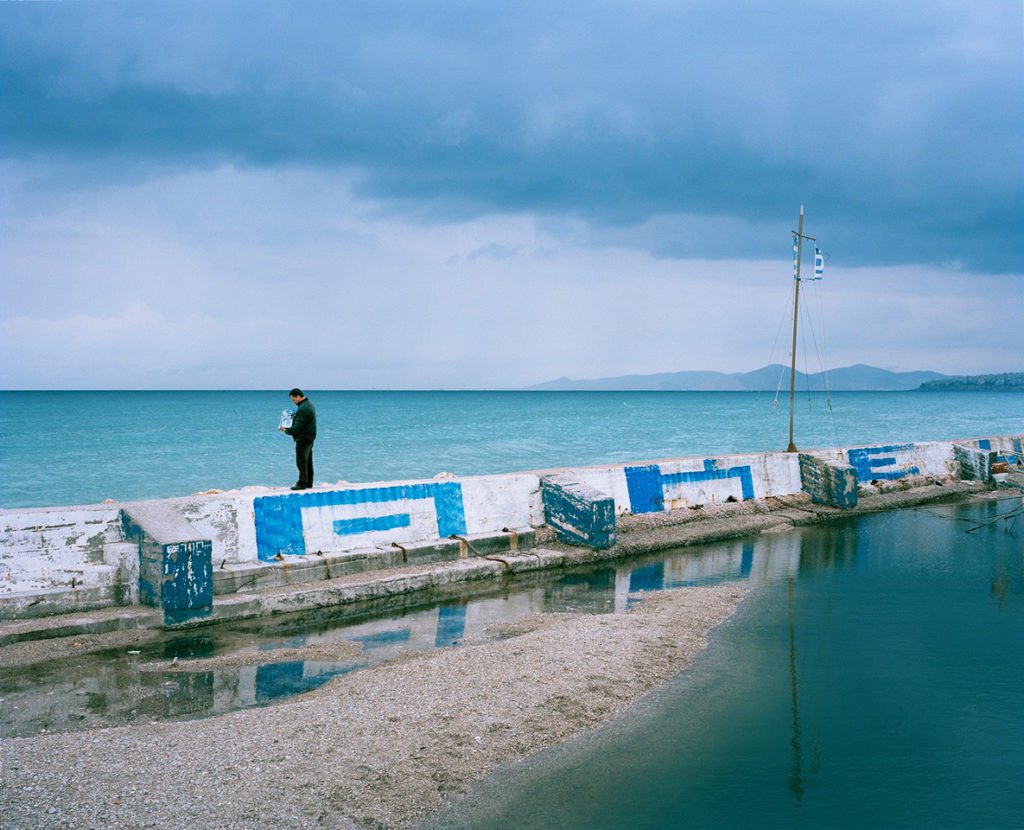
[0,390,1020,508]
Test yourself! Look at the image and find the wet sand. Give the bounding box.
[1,584,745,830]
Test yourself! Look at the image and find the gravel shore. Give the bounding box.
[1,584,745,830]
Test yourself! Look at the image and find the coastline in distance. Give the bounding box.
[523,365,1023,392]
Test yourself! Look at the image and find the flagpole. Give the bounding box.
[787,206,804,453]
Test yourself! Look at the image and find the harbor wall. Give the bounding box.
[4,531,805,737]
[1,434,1020,620]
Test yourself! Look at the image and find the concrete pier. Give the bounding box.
[1,433,1020,627]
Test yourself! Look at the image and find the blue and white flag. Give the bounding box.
[792,233,800,280]
[814,247,824,280]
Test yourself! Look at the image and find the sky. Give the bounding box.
[1,0,1022,390]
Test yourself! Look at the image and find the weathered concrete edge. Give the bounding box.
[211,528,536,595]
[0,528,535,623]
[0,479,990,644]
[0,607,161,646]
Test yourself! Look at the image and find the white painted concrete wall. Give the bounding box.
[0,504,122,592]
[1,434,1018,605]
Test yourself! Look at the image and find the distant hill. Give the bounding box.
[525,364,950,392]
[918,372,1024,391]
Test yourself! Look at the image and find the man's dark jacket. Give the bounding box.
[285,398,317,441]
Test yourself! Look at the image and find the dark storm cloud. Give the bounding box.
[1,0,1021,271]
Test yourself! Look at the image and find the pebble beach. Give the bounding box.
[1,584,745,830]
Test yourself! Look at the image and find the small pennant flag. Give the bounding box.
[814,247,825,280]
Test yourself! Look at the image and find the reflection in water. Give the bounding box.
[543,569,616,615]
[3,526,814,738]
[786,521,854,801]
[161,633,217,661]
[435,602,468,647]
[788,577,804,802]
[990,556,1024,605]
[253,661,365,704]
[986,504,1024,606]
[162,671,215,717]
[797,525,857,573]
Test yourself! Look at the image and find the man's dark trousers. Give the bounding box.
[295,438,314,488]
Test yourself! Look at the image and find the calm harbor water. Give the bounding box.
[421,498,1024,830]
[0,390,1020,508]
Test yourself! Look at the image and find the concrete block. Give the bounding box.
[968,436,1024,467]
[121,504,213,625]
[4,434,1021,623]
[799,453,858,508]
[953,444,996,483]
[541,474,616,549]
[173,496,246,565]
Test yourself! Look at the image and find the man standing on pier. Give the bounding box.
[280,388,317,490]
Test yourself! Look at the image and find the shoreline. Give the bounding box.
[1,584,745,830]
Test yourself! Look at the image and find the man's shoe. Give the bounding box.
[290,484,305,490]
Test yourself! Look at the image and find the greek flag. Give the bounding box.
[814,247,825,280]
[793,233,800,280]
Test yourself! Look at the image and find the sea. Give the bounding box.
[1,390,1020,509]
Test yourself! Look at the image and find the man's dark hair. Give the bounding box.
[289,388,304,398]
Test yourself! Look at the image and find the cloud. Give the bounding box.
[465,243,521,262]
[1,0,1021,272]
[1,166,1020,390]
[0,3,1021,389]
[0,302,266,389]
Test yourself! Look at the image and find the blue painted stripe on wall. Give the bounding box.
[333,513,411,536]
[624,464,664,514]
[625,459,755,513]
[847,444,920,481]
[254,481,467,560]
[160,540,213,614]
[660,459,755,501]
[983,437,1021,465]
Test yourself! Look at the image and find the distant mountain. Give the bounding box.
[525,364,951,392]
[918,372,1024,391]
[527,370,746,392]
[823,364,950,391]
